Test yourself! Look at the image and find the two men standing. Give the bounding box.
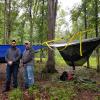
[3,40,34,92]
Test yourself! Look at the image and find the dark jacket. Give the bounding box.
[5,47,21,65]
[22,48,34,66]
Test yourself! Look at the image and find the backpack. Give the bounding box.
[60,71,68,81]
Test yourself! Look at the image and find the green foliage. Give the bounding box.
[94,96,100,100]
[71,0,100,38]
[48,82,76,100]
[56,8,69,38]
[0,0,48,44]
[27,81,76,100]
[8,88,23,100]
[76,82,100,92]
[28,84,39,95]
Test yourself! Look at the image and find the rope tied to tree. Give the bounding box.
[43,28,94,56]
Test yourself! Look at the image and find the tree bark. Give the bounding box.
[20,21,25,44]
[84,0,87,39]
[95,0,100,72]
[7,0,11,44]
[4,0,11,44]
[84,0,90,68]
[45,0,58,73]
[28,0,33,44]
[4,0,7,44]
[40,0,45,62]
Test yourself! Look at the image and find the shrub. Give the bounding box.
[8,88,23,100]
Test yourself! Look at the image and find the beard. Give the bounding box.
[11,45,16,49]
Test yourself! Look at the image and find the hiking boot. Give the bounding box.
[13,85,18,89]
[2,88,10,93]
[25,86,29,89]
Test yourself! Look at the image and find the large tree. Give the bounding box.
[28,0,33,44]
[45,0,58,73]
[94,0,100,72]
[83,0,90,68]
[4,0,11,44]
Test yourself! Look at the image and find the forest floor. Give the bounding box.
[0,63,100,100]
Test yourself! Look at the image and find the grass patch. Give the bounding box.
[84,56,97,69]
[48,86,76,100]
[8,88,23,100]
[79,83,99,92]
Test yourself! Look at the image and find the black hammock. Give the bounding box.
[51,37,100,70]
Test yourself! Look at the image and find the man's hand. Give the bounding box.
[8,61,13,65]
[19,60,24,67]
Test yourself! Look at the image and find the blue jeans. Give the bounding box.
[5,64,19,89]
[24,65,34,88]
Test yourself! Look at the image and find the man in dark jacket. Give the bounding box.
[3,40,21,92]
[21,40,34,89]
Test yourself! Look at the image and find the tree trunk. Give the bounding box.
[84,0,87,39]
[84,0,90,68]
[7,0,11,44]
[40,48,43,62]
[45,0,58,73]
[28,0,33,44]
[95,0,100,72]
[20,21,25,44]
[4,0,7,44]
[39,0,45,62]
[4,0,11,44]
